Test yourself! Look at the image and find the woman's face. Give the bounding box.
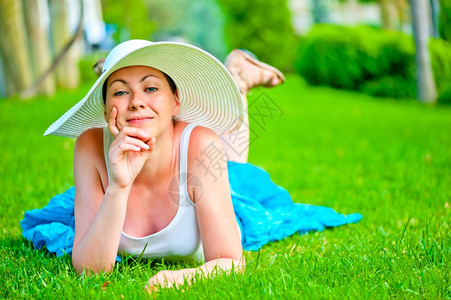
[104,66,180,137]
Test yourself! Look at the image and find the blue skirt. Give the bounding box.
[21,162,362,256]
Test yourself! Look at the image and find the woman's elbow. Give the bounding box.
[234,255,246,271]
[72,253,115,275]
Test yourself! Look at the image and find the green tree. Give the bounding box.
[219,0,297,70]
[49,0,81,89]
[24,0,55,96]
[102,0,154,42]
[439,0,451,41]
[146,0,228,60]
[0,0,32,97]
[411,0,437,103]
[312,0,330,23]
[340,0,410,30]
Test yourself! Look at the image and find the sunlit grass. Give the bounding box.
[0,75,450,298]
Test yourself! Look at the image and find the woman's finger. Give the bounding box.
[119,126,149,141]
[108,107,120,137]
[145,137,156,151]
[117,144,142,152]
[110,139,149,155]
[121,136,150,151]
[145,284,159,294]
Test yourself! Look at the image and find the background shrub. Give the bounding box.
[360,76,416,98]
[78,51,108,84]
[146,0,228,60]
[439,0,451,42]
[429,37,451,103]
[218,0,298,70]
[296,24,451,104]
[294,25,388,90]
[101,0,154,42]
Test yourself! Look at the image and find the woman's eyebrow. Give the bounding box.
[109,74,160,88]
[141,74,160,82]
[108,78,128,88]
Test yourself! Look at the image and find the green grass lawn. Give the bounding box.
[1,75,450,298]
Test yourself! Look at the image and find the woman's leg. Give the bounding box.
[220,50,285,163]
[220,91,250,163]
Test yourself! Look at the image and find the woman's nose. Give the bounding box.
[129,94,145,110]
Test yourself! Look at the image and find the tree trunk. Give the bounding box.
[411,0,437,103]
[394,0,410,32]
[0,0,33,97]
[49,0,80,89]
[430,0,440,37]
[24,0,56,96]
[380,0,394,29]
[312,0,329,24]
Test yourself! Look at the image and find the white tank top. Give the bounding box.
[103,123,204,262]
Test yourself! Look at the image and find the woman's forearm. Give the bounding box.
[147,257,245,290]
[198,257,245,275]
[72,184,131,274]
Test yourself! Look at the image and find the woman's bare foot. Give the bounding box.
[93,58,105,76]
[225,49,285,94]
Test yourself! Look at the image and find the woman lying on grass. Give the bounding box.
[46,39,283,289]
[24,39,361,292]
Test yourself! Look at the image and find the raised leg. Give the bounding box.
[220,91,250,163]
[220,50,285,163]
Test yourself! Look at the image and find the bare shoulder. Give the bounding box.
[75,128,103,154]
[188,125,222,156]
[186,125,228,203]
[173,121,223,158]
[74,128,105,167]
[73,128,107,191]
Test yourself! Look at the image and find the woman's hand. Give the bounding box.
[107,107,155,188]
[145,269,194,293]
[144,257,245,293]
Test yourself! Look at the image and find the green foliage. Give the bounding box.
[1,76,450,297]
[439,0,451,42]
[98,0,298,67]
[429,37,451,103]
[295,24,451,103]
[101,0,154,42]
[295,25,388,90]
[78,52,108,84]
[146,0,228,60]
[218,0,298,70]
[360,76,416,98]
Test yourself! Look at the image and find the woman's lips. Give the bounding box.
[126,116,154,124]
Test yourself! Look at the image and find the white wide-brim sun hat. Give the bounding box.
[44,39,244,138]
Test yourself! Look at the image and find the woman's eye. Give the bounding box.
[146,87,157,92]
[114,91,127,96]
